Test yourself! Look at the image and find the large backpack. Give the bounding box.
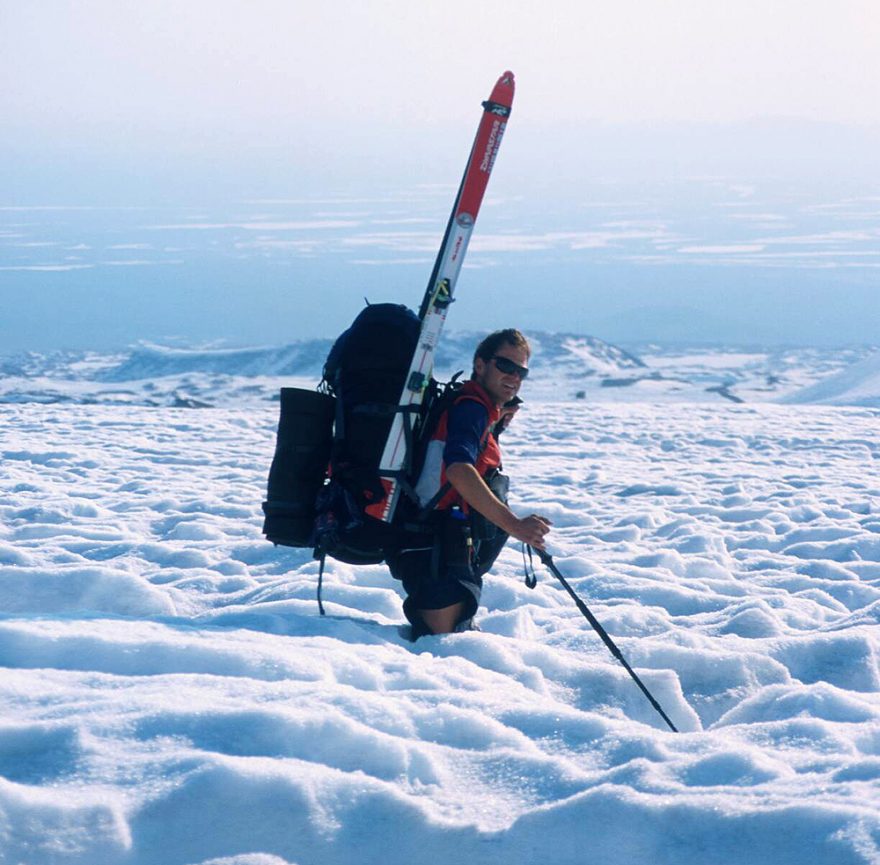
[261,303,460,567]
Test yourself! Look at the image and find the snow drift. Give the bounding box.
[781,350,880,407]
[1,396,879,864]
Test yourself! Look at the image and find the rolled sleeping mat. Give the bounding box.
[262,387,336,547]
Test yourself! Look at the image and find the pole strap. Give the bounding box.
[522,543,538,588]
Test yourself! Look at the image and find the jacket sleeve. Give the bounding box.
[443,399,488,467]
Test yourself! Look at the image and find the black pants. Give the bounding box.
[386,519,508,636]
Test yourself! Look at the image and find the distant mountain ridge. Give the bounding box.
[1,338,876,408]
[98,341,335,382]
[781,350,880,408]
[94,331,643,383]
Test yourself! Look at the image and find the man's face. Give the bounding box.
[474,342,529,408]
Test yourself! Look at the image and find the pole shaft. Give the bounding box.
[539,551,679,733]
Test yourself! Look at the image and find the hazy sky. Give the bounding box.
[2,1,879,350]
[5,1,880,135]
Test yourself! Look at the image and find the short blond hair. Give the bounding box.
[473,329,530,374]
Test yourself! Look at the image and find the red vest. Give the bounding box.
[413,381,502,512]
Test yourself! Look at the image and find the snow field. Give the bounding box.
[1,400,879,864]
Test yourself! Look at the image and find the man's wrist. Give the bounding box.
[493,507,519,536]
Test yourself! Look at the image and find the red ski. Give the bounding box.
[366,71,515,523]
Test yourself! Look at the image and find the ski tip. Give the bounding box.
[490,71,515,106]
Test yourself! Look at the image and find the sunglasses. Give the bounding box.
[490,355,529,380]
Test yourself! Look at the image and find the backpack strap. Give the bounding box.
[416,480,453,521]
[316,550,327,615]
[332,369,345,442]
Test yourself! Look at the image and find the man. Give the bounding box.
[387,328,552,637]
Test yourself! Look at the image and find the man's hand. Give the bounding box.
[508,514,553,550]
[494,397,522,436]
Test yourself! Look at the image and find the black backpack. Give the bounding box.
[261,302,460,567]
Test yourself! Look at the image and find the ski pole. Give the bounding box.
[534,548,679,733]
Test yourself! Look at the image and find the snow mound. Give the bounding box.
[781,350,880,407]
[1,399,880,863]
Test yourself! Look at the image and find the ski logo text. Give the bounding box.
[479,119,506,173]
